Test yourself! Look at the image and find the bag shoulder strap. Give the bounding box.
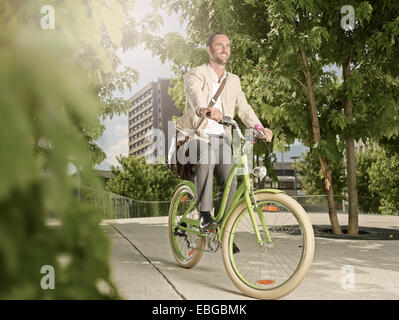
[193,76,227,134]
[207,77,227,108]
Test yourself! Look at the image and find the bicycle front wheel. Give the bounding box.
[222,192,314,299]
[168,183,205,269]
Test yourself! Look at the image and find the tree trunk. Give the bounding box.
[300,49,342,234]
[256,155,260,189]
[319,157,342,234]
[343,59,359,235]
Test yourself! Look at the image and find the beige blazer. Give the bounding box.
[176,63,262,143]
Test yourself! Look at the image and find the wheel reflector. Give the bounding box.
[188,249,195,256]
[257,280,275,285]
[180,195,188,202]
[263,205,279,212]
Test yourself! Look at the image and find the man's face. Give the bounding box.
[207,34,231,65]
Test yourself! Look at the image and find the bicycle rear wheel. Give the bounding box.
[168,183,205,268]
[222,192,314,299]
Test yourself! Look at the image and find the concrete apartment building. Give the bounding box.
[128,78,181,162]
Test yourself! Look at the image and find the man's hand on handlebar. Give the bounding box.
[254,124,273,142]
[257,127,273,142]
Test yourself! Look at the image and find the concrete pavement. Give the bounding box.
[102,213,399,300]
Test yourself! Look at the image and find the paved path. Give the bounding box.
[102,213,399,300]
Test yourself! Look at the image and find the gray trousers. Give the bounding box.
[188,136,237,216]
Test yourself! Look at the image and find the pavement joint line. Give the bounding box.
[109,223,187,300]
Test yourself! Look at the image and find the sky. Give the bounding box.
[95,0,308,170]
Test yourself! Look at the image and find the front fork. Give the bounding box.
[243,168,273,246]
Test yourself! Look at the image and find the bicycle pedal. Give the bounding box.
[205,233,220,253]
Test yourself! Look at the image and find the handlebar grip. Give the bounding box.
[255,124,265,137]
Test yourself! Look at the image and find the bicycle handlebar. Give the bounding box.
[200,114,272,161]
[218,116,265,141]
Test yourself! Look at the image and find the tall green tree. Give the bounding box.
[319,0,399,234]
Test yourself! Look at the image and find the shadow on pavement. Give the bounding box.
[313,225,399,240]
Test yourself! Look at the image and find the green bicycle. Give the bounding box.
[168,117,315,300]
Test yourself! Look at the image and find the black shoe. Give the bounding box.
[232,242,240,254]
[199,212,218,232]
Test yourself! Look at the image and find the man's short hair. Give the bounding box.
[206,32,228,47]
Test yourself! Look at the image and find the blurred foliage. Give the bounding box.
[0,3,124,298]
[106,155,181,201]
[1,0,143,165]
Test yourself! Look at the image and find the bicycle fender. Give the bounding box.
[171,181,196,199]
[254,189,285,194]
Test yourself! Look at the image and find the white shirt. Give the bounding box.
[203,66,226,137]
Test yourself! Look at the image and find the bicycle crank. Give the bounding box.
[205,230,220,253]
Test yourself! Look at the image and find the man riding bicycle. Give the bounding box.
[175,32,273,233]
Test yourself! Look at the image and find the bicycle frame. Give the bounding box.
[214,152,283,245]
[175,142,284,246]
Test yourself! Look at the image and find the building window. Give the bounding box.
[275,169,295,176]
[278,181,294,190]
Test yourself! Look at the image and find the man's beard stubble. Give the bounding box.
[211,49,230,65]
